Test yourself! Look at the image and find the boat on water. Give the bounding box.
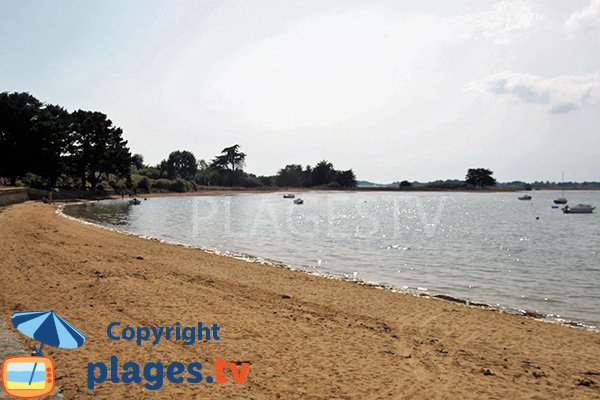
[129,198,141,205]
[554,171,568,204]
[518,195,532,200]
[283,194,295,199]
[562,204,595,214]
[293,198,304,205]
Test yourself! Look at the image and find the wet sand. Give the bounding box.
[0,202,599,399]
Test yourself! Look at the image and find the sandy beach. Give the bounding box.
[0,201,599,399]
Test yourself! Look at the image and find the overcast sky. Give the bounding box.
[1,0,599,182]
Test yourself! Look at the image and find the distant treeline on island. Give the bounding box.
[358,180,600,190]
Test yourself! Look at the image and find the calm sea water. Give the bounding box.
[64,191,600,327]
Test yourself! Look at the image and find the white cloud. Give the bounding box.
[467,71,600,113]
[188,2,544,130]
[447,1,544,45]
[563,0,600,38]
[196,10,448,130]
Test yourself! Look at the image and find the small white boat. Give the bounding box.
[563,204,595,214]
[518,195,532,200]
[553,197,567,204]
[283,194,295,199]
[129,198,141,205]
[293,198,304,205]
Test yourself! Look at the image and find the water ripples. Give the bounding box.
[65,190,600,327]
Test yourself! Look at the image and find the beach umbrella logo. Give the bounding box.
[11,311,86,353]
[1,310,85,399]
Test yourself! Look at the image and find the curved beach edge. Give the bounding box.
[2,201,599,399]
[57,201,599,332]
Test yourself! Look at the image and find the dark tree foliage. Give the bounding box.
[399,180,412,187]
[131,154,145,170]
[69,110,131,189]
[276,164,305,187]
[311,160,334,186]
[161,150,197,180]
[208,144,247,186]
[257,175,275,186]
[274,160,356,188]
[0,92,132,189]
[334,169,357,188]
[211,144,246,171]
[465,168,497,188]
[34,104,71,186]
[209,169,247,186]
[0,92,43,185]
[302,165,313,187]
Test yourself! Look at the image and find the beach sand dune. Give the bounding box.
[0,202,599,399]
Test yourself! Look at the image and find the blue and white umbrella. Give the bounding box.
[11,311,85,386]
[12,310,86,353]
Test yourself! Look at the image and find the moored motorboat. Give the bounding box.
[283,194,295,199]
[518,195,532,200]
[562,204,595,214]
[553,198,567,204]
[129,198,141,205]
[293,198,304,205]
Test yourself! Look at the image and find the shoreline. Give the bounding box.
[131,186,600,198]
[1,202,599,398]
[58,202,599,332]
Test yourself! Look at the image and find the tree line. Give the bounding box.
[1,91,356,192]
[391,169,497,189]
[0,92,131,188]
[272,162,356,188]
[132,148,356,192]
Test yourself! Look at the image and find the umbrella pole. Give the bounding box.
[28,342,44,385]
[28,362,38,385]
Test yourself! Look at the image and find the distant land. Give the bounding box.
[356,180,600,189]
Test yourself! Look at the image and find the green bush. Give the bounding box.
[152,179,174,191]
[257,175,274,186]
[137,167,161,179]
[21,172,44,188]
[137,177,152,193]
[108,178,128,192]
[241,175,263,188]
[149,178,195,192]
[170,178,188,192]
[97,181,113,192]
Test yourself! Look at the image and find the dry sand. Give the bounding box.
[0,202,599,399]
